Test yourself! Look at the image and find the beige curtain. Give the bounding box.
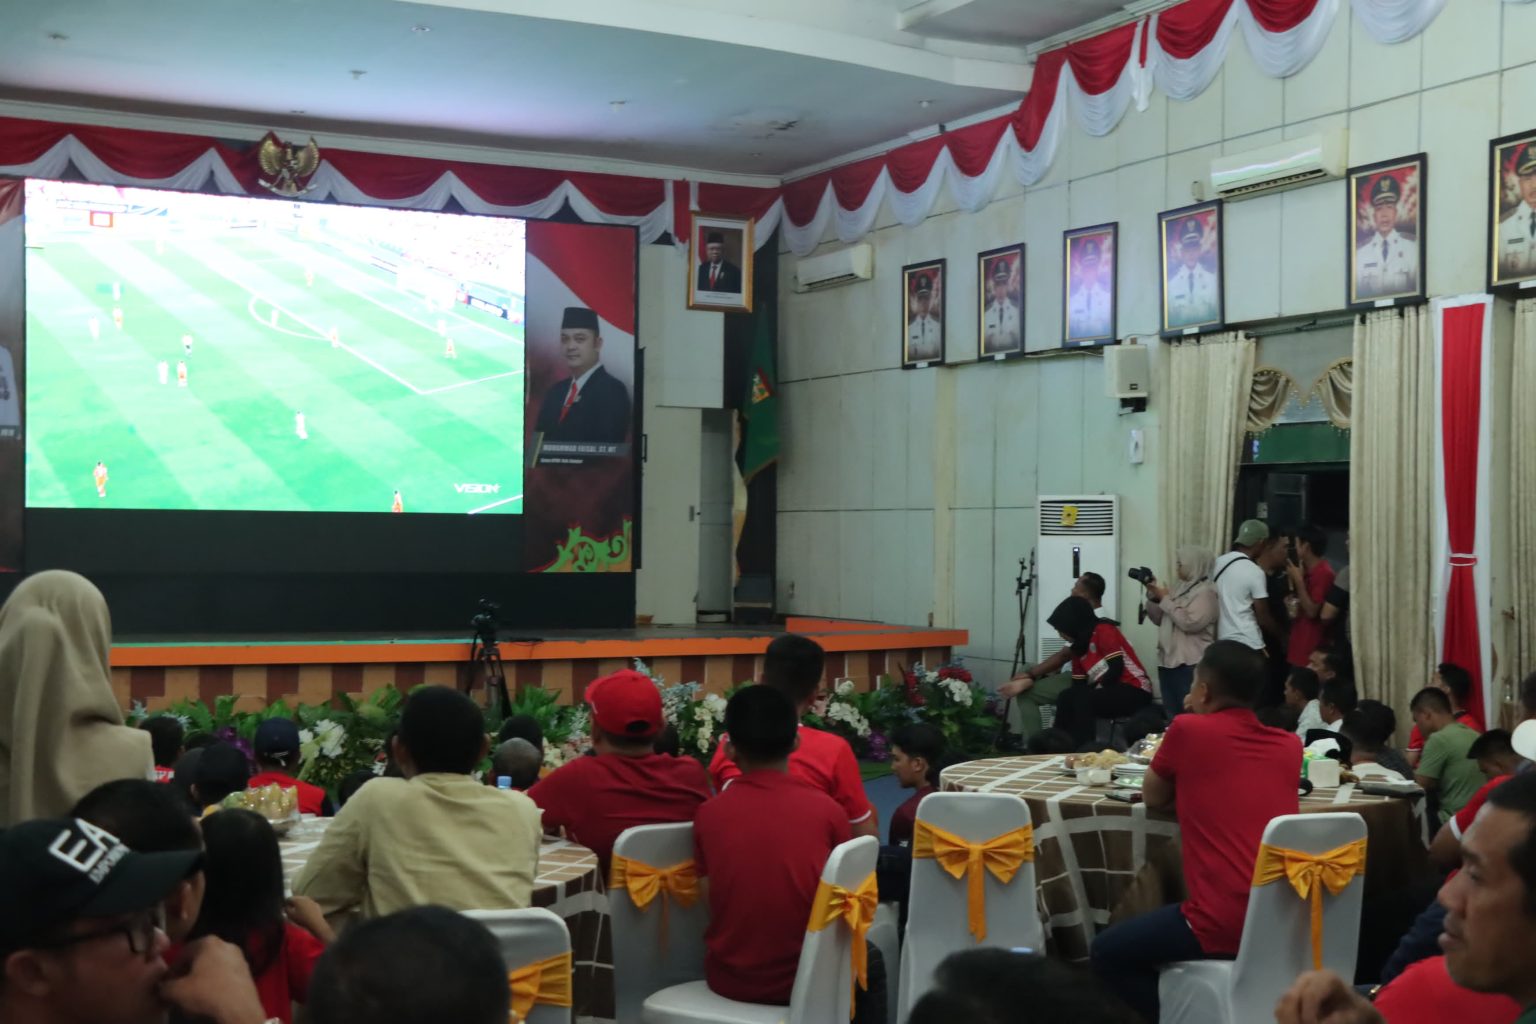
[1512,301,1536,686]
[1162,332,1256,571]
[1351,308,1436,714]
[1315,358,1353,429]
[1247,366,1297,434]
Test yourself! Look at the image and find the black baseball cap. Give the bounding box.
[0,818,201,955]
[254,718,302,763]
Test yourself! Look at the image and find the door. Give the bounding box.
[697,410,735,617]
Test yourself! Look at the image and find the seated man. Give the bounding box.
[709,634,878,839]
[1037,596,1154,747]
[305,906,511,1024]
[0,816,265,1024]
[694,686,851,1006]
[491,737,542,791]
[248,718,334,816]
[1285,667,1325,738]
[1408,662,1484,767]
[140,714,184,783]
[1317,677,1357,734]
[529,668,710,872]
[886,723,944,848]
[1471,730,1524,782]
[908,948,1139,1024]
[1090,640,1301,1021]
[1277,774,1536,1024]
[497,714,544,760]
[1340,703,1413,781]
[1411,687,1484,824]
[997,573,1112,740]
[293,686,543,917]
[190,742,251,812]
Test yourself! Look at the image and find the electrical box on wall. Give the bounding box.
[1037,495,1120,659]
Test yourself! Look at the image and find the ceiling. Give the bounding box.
[0,0,1141,180]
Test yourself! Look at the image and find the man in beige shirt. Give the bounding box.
[294,687,543,918]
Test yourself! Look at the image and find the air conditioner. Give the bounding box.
[1210,129,1347,201]
[1037,495,1120,660]
[793,244,874,292]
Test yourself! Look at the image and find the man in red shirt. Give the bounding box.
[1284,524,1336,668]
[139,715,184,784]
[709,634,879,839]
[694,685,851,1005]
[530,669,710,874]
[1090,640,1301,1020]
[1407,663,1484,767]
[886,723,944,849]
[248,719,334,817]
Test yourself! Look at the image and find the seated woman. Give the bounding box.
[1046,596,1153,746]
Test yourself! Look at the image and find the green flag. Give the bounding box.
[739,311,779,482]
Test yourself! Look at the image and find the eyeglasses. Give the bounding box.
[34,909,163,959]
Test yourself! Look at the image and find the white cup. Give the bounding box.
[1087,768,1112,786]
[1307,758,1342,788]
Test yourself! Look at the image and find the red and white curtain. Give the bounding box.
[1431,295,1494,725]
[0,0,1459,254]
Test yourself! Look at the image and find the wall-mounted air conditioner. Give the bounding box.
[1037,495,1120,660]
[1210,129,1348,201]
[793,244,874,292]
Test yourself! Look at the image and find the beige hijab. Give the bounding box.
[0,570,151,824]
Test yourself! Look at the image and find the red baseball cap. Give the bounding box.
[587,670,663,738]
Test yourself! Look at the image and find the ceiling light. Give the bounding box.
[918,99,933,109]
[350,69,367,80]
[47,32,67,42]
[610,100,627,113]
[411,24,431,33]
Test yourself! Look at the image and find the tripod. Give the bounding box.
[994,548,1036,751]
[469,627,512,718]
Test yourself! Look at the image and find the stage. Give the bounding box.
[109,617,969,712]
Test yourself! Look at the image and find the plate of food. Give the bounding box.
[1065,749,1129,772]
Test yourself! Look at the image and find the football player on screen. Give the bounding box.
[295,411,308,440]
[112,307,123,330]
[443,337,457,360]
[182,334,194,355]
[391,490,403,514]
[176,360,188,388]
[93,462,108,499]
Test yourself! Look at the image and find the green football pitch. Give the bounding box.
[24,230,525,514]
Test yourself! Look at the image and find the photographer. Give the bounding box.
[1138,546,1218,716]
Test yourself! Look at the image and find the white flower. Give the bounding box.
[835,679,855,697]
[370,759,386,776]
[172,713,192,731]
[696,730,713,753]
[702,693,728,721]
[298,728,319,762]
[313,719,346,759]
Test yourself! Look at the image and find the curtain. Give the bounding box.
[1247,366,1298,433]
[1513,301,1536,691]
[1351,308,1436,713]
[1315,358,1353,429]
[1161,333,1256,571]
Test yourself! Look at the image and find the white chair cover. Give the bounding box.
[1158,812,1367,1024]
[642,835,879,1024]
[896,792,1044,1021]
[610,823,710,1022]
[866,902,899,1024]
[462,907,573,1024]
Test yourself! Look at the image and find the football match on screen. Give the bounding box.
[21,180,527,515]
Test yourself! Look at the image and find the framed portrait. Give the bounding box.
[1346,154,1426,308]
[901,259,946,368]
[1489,131,1536,292]
[1158,202,1224,336]
[1063,223,1117,347]
[687,213,754,312]
[977,244,1025,360]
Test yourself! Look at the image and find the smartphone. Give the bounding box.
[1104,789,1142,804]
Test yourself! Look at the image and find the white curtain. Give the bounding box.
[1511,301,1536,688]
[1351,308,1436,714]
[1161,333,1256,571]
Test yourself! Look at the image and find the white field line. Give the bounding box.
[466,493,523,515]
[240,290,425,396]
[419,369,523,395]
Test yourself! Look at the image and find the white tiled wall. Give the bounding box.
[773,2,1536,687]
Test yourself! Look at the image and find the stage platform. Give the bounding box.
[109,617,969,712]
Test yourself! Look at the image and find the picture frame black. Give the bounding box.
[977,243,1025,361]
[1488,130,1536,294]
[1158,201,1224,337]
[1062,223,1117,348]
[1346,153,1427,309]
[901,258,946,368]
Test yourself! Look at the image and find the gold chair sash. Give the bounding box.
[911,820,1035,942]
[506,951,573,1022]
[807,871,878,1017]
[609,853,700,949]
[1251,837,1367,970]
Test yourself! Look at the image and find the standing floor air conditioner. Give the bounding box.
[1036,495,1120,660]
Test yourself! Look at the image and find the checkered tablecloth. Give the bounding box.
[942,755,1426,963]
[281,819,615,1023]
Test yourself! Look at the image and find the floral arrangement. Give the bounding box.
[806,660,1001,761]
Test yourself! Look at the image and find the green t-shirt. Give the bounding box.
[1516,1007,1536,1024]
[1419,721,1484,824]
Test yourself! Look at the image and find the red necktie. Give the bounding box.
[559,380,578,422]
[710,264,719,288]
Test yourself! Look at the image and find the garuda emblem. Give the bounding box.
[257,135,321,197]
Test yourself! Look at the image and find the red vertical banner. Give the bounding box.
[0,178,23,571]
[1434,297,1492,724]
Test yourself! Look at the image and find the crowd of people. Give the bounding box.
[4,562,1536,1024]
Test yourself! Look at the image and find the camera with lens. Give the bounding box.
[1127,566,1157,587]
[470,599,500,642]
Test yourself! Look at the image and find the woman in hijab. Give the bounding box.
[1141,546,1219,716]
[0,570,152,824]
[1049,595,1153,746]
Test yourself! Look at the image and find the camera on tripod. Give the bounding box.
[1127,566,1157,587]
[470,598,500,644]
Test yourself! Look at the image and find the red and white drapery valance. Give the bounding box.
[0,0,1458,254]
[1431,295,1494,726]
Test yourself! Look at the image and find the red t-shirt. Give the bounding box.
[710,725,874,826]
[153,765,175,783]
[888,786,934,848]
[1449,774,1510,841]
[247,772,331,817]
[1072,621,1152,694]
[529,752,711,873]
[1287,561,1337,667]
[1408,710,1484,754]
[1150,707,1301,955]
[694,771,850,1004]
[252,923,327,1024]
[1372,955,1522,1024]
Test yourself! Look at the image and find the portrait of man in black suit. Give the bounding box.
[533,306,631,446]
[696,231,742,294]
